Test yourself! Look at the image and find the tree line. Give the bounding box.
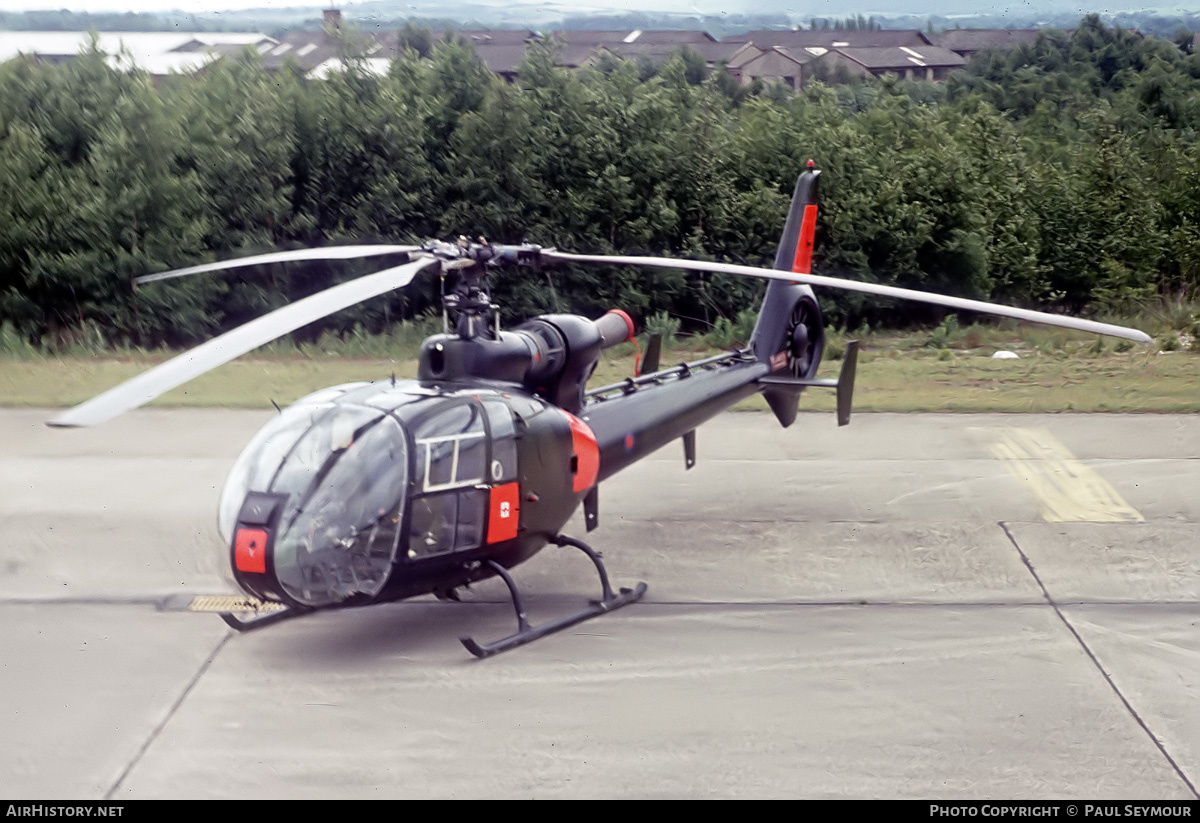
[1,15,1199,351]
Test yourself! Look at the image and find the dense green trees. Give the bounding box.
[1,18,1198,349]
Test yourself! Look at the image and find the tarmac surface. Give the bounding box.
[0,407,1197,799]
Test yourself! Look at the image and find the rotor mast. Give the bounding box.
[426,237,514,341]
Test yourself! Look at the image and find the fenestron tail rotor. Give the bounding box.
[786,299,821,378]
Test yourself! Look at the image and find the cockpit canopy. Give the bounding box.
[219,382,523,608]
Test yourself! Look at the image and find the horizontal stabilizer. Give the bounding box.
[758,340,858,427]
[837,341,859,427]
[758,377,838,389]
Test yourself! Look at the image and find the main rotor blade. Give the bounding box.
[49,256,437,428]
[544,251,1153,344]
[134,245,420,285]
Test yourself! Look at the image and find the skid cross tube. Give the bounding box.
[460,536,647,658]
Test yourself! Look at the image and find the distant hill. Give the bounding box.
[2,1,1199,37]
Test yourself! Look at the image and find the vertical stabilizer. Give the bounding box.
[771,161,821,275]
[751,162,827,427]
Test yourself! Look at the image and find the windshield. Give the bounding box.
[217,383,370,542]
[269,408,409,607]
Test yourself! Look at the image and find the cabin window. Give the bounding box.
[483,400,519,483]
[407,402,490,559]
[407,488,486,558]
[414,402,487,492]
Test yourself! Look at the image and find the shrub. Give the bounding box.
[0,323,39,359]
[705,317,738,348]
[645,311,681,346]
[925,316,959,349]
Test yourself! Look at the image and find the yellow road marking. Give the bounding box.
[188,595,287,613]
[983,427,1144,523]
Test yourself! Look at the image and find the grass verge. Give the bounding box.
[3,331,1196,414]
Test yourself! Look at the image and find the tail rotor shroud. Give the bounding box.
[786,297,824,380]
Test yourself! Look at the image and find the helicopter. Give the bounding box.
[48,163,1152,658]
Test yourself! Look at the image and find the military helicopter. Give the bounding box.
[48,164,1151,657]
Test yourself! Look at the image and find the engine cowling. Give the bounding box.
[417,309,635,414]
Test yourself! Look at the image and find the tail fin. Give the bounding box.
[751,162,827,427]
[770,161,820,275]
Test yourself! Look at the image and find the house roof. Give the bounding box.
[546,30,640,45]
[553,43,610,68]
[723,42,765,68]
[470,43,533,74]
[833,45,967,70]
[739,47,811,70]
[546,29,716,46]
[259,38,339,72]
[257,26,396,72]
[931,29,1042,53]
[603,40,753,65]
[308,57,392,79]
[0,31,274,66]
[723,29,931,49]
[106,50,216,75]
[624,30,718,44]
[439,30,541,45]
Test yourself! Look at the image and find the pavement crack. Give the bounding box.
[0,596,166,607]
[999,521,1199,799]
[103,632,232,800]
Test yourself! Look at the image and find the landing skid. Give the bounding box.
[460,535,647,659]
[219,606,303,632]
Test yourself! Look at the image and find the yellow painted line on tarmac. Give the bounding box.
[188,595,287,613]
[983,427,1145,523]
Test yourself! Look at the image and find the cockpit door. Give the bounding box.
[482,400,520,544]
[405,398,523,560]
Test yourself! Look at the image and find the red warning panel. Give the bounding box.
[563,412,599,493]
[487,482,521,544]
[791,204,818,274]
[234,528,269,574]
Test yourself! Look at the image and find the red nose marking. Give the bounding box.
[234,528,268,574]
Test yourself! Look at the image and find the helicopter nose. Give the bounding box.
[225,404,411,609]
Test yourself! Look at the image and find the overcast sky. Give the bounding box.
[2,0,700,11]
[7,0,1191,21]
[4,1,365,11]
[3,0,734,13]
